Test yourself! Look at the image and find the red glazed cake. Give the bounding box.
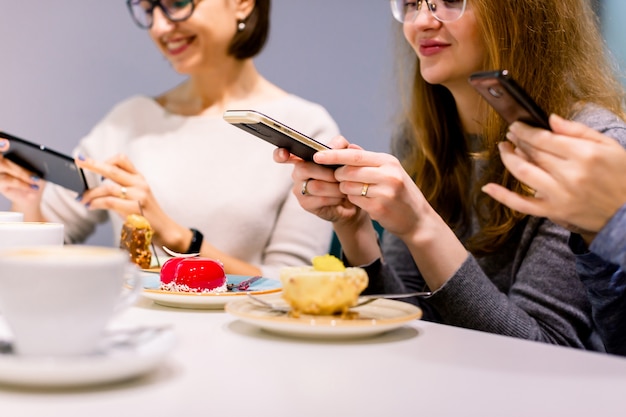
[160,257,227,293]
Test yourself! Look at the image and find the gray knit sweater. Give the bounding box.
[363,105,626,350]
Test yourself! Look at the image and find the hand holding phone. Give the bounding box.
[0,131,88,193]
[469,70,551,130]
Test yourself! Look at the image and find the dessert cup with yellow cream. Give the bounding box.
[280,255,368,316]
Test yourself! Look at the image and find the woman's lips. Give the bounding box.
[164,37,194,55]
[418,40,449,57]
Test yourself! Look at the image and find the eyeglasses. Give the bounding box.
[390,0,467,23]
[127,0,197,29]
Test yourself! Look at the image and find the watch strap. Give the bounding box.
[186,228,204,254]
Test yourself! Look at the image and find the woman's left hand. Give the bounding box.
[482,115,626,238]
[75,154,189,250]
[313,148,433,240]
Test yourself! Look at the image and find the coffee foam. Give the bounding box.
[0,222,63,228]
[0,246,126,262]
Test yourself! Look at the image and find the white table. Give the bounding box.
[2,297,626,417]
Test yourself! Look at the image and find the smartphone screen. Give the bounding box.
[0,131,88,193]
[468,70,551,130]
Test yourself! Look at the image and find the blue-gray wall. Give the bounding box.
[0,1,396,246]
[601,0,626,81]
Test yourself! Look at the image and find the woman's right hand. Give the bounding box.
[273,135,365,226]
[0,139,46,216]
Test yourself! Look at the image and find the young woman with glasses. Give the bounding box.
[275,0,626,349]
[0,0,339,278]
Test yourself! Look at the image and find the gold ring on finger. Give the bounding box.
[360,183,369,197]
[301,179,312,196]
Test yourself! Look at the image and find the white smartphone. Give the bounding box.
[223,110,335,164]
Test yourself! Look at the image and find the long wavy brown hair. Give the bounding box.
[393,0,626,256]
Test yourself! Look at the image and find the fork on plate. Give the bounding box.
[246,291,431,313]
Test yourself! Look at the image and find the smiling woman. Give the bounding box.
[0,0,340,280]
[272,0,626,351]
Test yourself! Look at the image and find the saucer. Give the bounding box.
[141,272,282,309]
[225,295,422,339]
[0,326,175,388]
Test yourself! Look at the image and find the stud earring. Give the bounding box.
[237,21,246,31]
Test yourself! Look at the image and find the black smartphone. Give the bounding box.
[0,131,89,194]
[223,110,337,166]
[468,70,551,130]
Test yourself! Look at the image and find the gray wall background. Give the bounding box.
[601,0,626,83]
[0,1,397,246]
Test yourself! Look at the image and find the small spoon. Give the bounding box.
[246,291,431,313]
[162,246,200,258]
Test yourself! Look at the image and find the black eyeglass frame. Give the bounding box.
[126,0,197,29]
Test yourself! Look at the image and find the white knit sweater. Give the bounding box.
[41,94,339,278]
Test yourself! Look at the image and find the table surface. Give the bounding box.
[1,296,626,417]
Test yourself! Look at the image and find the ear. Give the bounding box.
[235,0,255,21]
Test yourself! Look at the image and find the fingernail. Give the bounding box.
[30,175,40,182]
[30,184,39,190]
[84,202,91,208]
[75,193,83,202]
[0,139,7,147]
[313,151,328,162]
[77,154,86,161]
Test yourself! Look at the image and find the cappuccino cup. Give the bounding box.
[0,221,64,248]
[0,211,24,222]
[0,245,141,356]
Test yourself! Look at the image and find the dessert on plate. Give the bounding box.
[160,256,227,294]
[280,254,368,316]
[119,214,153,269]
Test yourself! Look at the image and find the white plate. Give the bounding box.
[225,295,422,339]
[0,326,175,388]
[141,272,282,310]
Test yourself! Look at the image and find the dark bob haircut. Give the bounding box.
[228,0,270,59]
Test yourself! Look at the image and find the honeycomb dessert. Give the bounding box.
[119,214,153,269]
[280,255,368,316]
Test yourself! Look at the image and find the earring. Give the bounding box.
[237,20,246,31]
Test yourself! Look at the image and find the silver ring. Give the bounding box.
[360,183,369,197]
[301,179,311,196]
[120,186,128,199]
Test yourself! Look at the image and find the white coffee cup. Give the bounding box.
[0,221,64,248]
[0,211,24,222]
[0,245,142,356]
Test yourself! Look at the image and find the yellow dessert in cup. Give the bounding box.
[280,255,368,316]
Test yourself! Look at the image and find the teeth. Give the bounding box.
[166,39,187,51]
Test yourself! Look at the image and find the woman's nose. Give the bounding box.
[409,3,441,28]
[150,7,175,33]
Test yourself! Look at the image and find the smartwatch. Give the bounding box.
[186,228,204,254]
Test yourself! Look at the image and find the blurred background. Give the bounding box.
[0,1,623,246]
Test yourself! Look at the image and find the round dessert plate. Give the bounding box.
[141,272,282,309]
[225,295,422,339]
[0,326,175,388]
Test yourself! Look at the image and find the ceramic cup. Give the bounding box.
[0,211,24,223]
[0,245,142,356]
[0,221,64,248]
